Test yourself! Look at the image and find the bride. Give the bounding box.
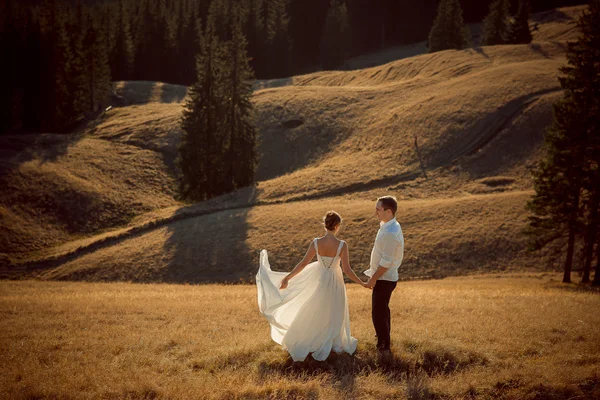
[256,210,366,362]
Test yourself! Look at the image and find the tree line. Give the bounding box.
[427,0,534,53]
[527,0,600,286]
[0,0,586,134]
[0,0,111,133]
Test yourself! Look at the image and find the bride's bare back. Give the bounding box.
[316,235,343,257]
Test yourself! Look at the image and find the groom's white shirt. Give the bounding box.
[364,218,404,282]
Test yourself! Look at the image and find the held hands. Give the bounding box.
[279,277,289,290]
[364,279,376,289]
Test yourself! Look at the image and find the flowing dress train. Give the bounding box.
[256,239,358,362]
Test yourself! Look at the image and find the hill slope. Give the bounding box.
[31,191,541,283]
[0,6,587,280]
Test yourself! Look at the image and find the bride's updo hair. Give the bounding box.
[323,210,342,231]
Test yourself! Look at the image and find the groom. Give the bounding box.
[364,195,404,355]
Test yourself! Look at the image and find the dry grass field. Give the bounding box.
[29,191,541,284]
[1,276,599,399]
[2,7,599,398]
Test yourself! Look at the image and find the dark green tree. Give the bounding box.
[222,6,258,192]
[508,0,533,44]
[84,15,111,112]
[428,0,448,53]
[160,9,178,83]
[320,0,352,70]
[42,0,75,131]
[447,0,471,50]
[573,1,600,284]
[527,137,582,284]
[428,0,469,53]
[110,0,134,81]
[261,0,292,78]
[175,3,200,84]
[244,0,265,77]
[0,0,20,133]
[527,1,600,284]
[132,0,161,81]
[177,20,226,201]
[22,8,44,132]
[482,0,510,46]
[67,0,89,121]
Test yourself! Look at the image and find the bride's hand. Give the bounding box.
[279,277,289,290]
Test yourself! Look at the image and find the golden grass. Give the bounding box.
[0,134,179,258]
[252,45,566,202]
[31,191,544,284]
[1,275,598,399]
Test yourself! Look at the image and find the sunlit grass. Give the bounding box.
[1,275,599,399]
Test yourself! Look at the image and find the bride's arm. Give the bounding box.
[340,242,366,286]
[280,242,316,289]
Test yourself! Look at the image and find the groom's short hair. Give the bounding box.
[378,196,398,215]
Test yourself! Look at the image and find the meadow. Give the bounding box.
[2,275,599,399]
[1,6,598,399]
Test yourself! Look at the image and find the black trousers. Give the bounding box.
[372,280,397,350]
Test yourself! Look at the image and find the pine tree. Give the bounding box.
[482,0,510,46]
[527,1,600,284]
[508,0,532,44]
[527,136,582,284]
[161,13,178,83]
[22,8,44,131]
[42,0,75,131]
[110,0,134,81]
[428,0,469,53]
[244,0,265,78]
[574,1,600,284]
[261,0,292,78]
[67,0,89,121]
[133,0,161,81]
[320,0,352,70]
[428,0,448,54]
[0,0,19,133]
[222,5,257,192]
[178,8,202,85]
[447,0,470,50]
[594,226,600,286]
[84,15,111,112]
[177,19,226,201]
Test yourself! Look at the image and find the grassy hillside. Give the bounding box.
[1,276,599,399]
[0,6,588,281]
[0,134,180,256]
[28,191,540,283]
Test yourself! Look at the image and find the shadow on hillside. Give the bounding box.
[161,186,259,283]
[457,89,559,178]
[160,84,188,103]
[253,78,294,91]
[0,133,85,173]
[470,47,490,60]
[344,41,428,71]
[111,81,188,106]
[529,43,553,59]
[531,8,573,24]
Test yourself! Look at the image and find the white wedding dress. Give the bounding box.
[256,238,358,362]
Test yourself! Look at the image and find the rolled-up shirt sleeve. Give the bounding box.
[378,232,401,268]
